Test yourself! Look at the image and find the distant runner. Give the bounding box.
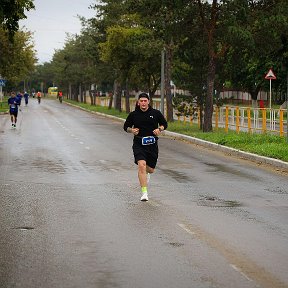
[37,91,41,104]
[58,90,63,103]
[8,91,20,128]
[24,91,29,106]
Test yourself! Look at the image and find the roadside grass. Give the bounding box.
[66,99,288,162]
[0,97,8,113]
[168,122,288,162]
[65,99,128,119]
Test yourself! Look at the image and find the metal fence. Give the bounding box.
[214,106,287,137]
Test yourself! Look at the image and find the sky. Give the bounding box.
[20,0,97,64]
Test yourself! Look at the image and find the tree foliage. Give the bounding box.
[0,0,34,38]
[0,27,36,86]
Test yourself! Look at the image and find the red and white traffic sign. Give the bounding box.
[265,68,276,80]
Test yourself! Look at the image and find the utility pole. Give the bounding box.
[160,49,165,115]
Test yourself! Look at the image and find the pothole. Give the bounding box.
[197,196,242,208]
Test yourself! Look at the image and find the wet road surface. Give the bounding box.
[0,99,287,288]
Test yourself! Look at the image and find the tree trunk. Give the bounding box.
[165,45,173,121]
[203,57,216,132]
[79,84,82,103]
[199,103,204,130]
[113,79,121,112]
[108,91,113,109]
[125,78,130,113]
[68,83,72,100]
[250,89,259,101]
[84,85,87,104]
[89,89,94,105]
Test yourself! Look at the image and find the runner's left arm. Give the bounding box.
[157,111,168,130]
[123,113,134,132]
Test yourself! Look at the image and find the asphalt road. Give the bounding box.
[0,98,287,288]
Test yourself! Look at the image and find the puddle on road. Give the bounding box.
[14,156,66,174]
[265,186,288,195]
[158,168,194,183]
[167,242,184,248]
[31,157,66,173]
[197,196,242,208]
[80,159,129,172]
[204,162,259,181]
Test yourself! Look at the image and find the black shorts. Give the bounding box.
[10,110,18,117]
[133,141,158,169]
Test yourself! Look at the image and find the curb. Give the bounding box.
[164,131,288,171]
[66,102,288,172]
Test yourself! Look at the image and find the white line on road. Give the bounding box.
[230,264,253,282]
[178,223,255,284]
[177,223,196,236]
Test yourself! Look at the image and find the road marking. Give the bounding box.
[177,223,196,236]
[230,264,252,282]
[176,222,285,288]
[85,146,90,150]
[79,141,84,145]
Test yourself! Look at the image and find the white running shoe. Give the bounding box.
[141,192,148,201]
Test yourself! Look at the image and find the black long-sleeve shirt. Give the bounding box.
[123,106,168,138]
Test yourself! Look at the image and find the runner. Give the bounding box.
[8,91,20,128]
[58,90,63,103]
[123,92,168,201]
[23,91,29,106]
[16,92,23,106]
[37,91,41,104]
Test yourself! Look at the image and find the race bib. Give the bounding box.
[142,136,156,145]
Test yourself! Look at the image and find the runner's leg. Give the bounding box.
[138,160,148,187]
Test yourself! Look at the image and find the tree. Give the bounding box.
[0,0,34,38]
[223,0,288,105]
[0,27,36,86]
[99,17,163,112]
[127,0,192,121]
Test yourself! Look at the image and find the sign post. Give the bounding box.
[264,68,277,131]
[264,68,277,110]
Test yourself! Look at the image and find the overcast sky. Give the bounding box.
[20,0,96,64]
